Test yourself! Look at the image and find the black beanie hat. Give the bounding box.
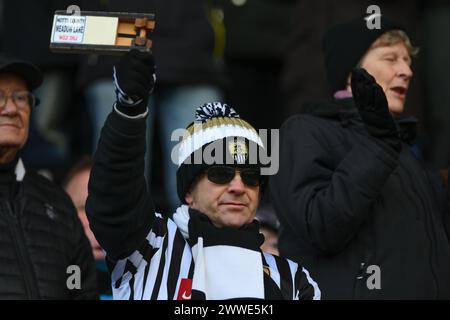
[175,102,265,203]
[322,16,405,93]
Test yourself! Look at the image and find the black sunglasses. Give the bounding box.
[205,166,262,187]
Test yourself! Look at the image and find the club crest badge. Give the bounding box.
[228,139,248,164]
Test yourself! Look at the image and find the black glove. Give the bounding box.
[113,49,156,116]
[351,67,401,152]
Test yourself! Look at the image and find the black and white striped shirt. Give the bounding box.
[87,110,320,300]
[109,213,320,300]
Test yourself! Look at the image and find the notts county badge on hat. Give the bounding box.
[175,102,265,202]
[228,139,248,164]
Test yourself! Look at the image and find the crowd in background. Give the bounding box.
[1,0,449,198]
[0,2,449,298]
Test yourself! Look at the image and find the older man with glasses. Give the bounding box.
[86,50,320,300]
[0,56,98,299]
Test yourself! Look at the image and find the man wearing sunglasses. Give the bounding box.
[0,56,98,299]
[86,50,320,300]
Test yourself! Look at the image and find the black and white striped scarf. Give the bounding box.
[173,205,266,299]
[111,206,321,300]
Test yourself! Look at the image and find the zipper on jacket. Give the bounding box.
[5,201,41,299]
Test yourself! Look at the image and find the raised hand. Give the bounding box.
[351,67,401,152]
[113,49,156,108]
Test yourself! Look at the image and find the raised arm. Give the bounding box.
[86,50,157,261]
[271,68,401,255]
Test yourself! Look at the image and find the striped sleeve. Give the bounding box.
[109,215,193,300]
[295,265,321,300]
[262,252,320,300]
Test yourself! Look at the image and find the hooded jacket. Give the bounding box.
[270,98,450,299]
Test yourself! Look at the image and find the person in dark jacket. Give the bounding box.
[0,55,98,299]
[270,16,450,299]
[78,0,224,213]
[86,50,320,300]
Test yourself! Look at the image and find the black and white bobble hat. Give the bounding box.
[176,102,265,203]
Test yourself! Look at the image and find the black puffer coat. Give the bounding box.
[270,98,450,299]
[0,160,98,299]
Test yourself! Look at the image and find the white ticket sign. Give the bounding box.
[51,15,86,44]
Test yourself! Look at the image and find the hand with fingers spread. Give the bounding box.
[113,49,156,115]
[351,67,401,152]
